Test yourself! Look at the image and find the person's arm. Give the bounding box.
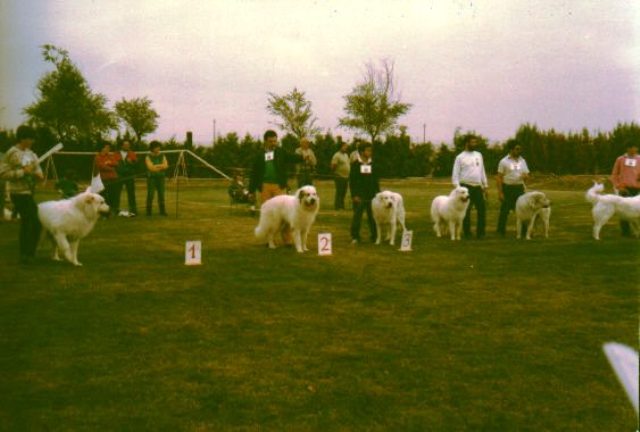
[480,155,488,189]
[308,150,317,167]
[145,156,156,172]
[160,156,169,170]
[451,155,461,187]
[521,159,530,185]
[0,151,25,180]
[611,157,623,190]
[330,153,338,171]
[349,162,360,202]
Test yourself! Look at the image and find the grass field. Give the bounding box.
[0,177,637,431]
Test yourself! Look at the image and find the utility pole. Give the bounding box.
[423,123,426,144]
[213,118,216,146]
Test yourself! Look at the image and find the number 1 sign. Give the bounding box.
[318,233,332,256]
[185,240,202,265]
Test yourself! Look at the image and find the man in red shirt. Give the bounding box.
[610,141,640,236]
[94,142,120,216]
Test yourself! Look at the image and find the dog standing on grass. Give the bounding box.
[371,191,407,246]
[254,185,320,253]
[38,188,110,266]
[515,191,551,240]
[586,182,640,240]
[431,186,470,240]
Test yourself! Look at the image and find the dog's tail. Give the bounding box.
[586,182,604,204]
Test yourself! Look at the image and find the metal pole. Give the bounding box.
[213,119,216,146]
[423,123,426,144]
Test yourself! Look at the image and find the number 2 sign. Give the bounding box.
[185,240,202,265]
[318,233,332,256]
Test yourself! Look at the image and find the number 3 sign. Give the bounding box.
[399,230,413,252]
[318,233,332,256]
[185,240,202,265]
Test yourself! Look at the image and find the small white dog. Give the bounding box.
[586,182,640,240]
[254,185,320,253]
[38,188,110,266]
[371,190,407,246]
[515,191,551,240]
[431,186,470,240]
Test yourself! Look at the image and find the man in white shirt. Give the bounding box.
[331,137,350,210]
[496,140,529,237]
[452,135,488,239]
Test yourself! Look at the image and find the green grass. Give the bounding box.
[0,177,637,431]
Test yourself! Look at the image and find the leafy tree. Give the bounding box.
[115,97,159,144]
[339,59,412,144]
[266,88,321,139]
[24,44,115,146]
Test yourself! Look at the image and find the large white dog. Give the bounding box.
[254,186,320,253]
[38,188,110,266]
[586,182,640,240]
[515,191,551,240]
[372,190,407,246]
[430,186,470,240]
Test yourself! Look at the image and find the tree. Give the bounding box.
[266,88,321,139]
[339,59,412,144]
[24,45,116,146]
[115,97,159,144]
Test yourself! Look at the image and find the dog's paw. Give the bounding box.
[73,261,83,267]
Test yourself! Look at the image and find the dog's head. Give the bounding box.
[76,188,110,218]
[297,186,319,210]
[376,191,397,209]
[452,186,470,203]
[529,191,551,209]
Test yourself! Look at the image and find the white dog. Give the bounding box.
[586,182,640,240]
[38,188,110,266]
[372,190,407,246]
[254,185,320,253]
[431,186,470,240]
[515,191,551,240]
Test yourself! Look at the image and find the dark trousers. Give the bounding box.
[620,187,640,236]
[461,183,486,238]
[497,184,525,235]
[334,176,348,210]
[101,179,119,215]
[297,173,314,188]
[146,176,166,215]
[351,199,376,241]
[115,177,137,213]
[10,194,41,258]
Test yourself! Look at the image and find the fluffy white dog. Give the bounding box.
[372,190,407,246]
[430,186,470,240]
[38,188,110,266]
[254,186,320,253]
[515,191,551,240]
[586,182,640,240]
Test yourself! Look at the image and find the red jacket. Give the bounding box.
[95,152,120,181]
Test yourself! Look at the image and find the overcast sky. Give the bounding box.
[1,0,638,145]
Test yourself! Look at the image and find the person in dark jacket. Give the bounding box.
[248,130,302,204]
[349,142,379,244]
[115,140,138,216]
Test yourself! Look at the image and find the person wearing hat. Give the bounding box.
[0,125,43,263]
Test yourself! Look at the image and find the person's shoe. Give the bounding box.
[19,255,32,265]
[351,239,359,245]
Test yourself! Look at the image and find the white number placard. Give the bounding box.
[624,158,637,167]
[318,233,332,256]
[399,230,413,252]
[360,164,371,174]
[265,151,274,161]
[185,240,202,265]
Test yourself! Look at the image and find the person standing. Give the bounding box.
[249,130,302,204]
[331,138,350,210]
[94,142,120,216]
[115,140,138,216]
[496,140,530,237]
[0,125,43,263]
[452,135,489,239]
[295,137,317,187]
[611,141,640,237]
[145,141,169,216]
[350,142,379,244]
